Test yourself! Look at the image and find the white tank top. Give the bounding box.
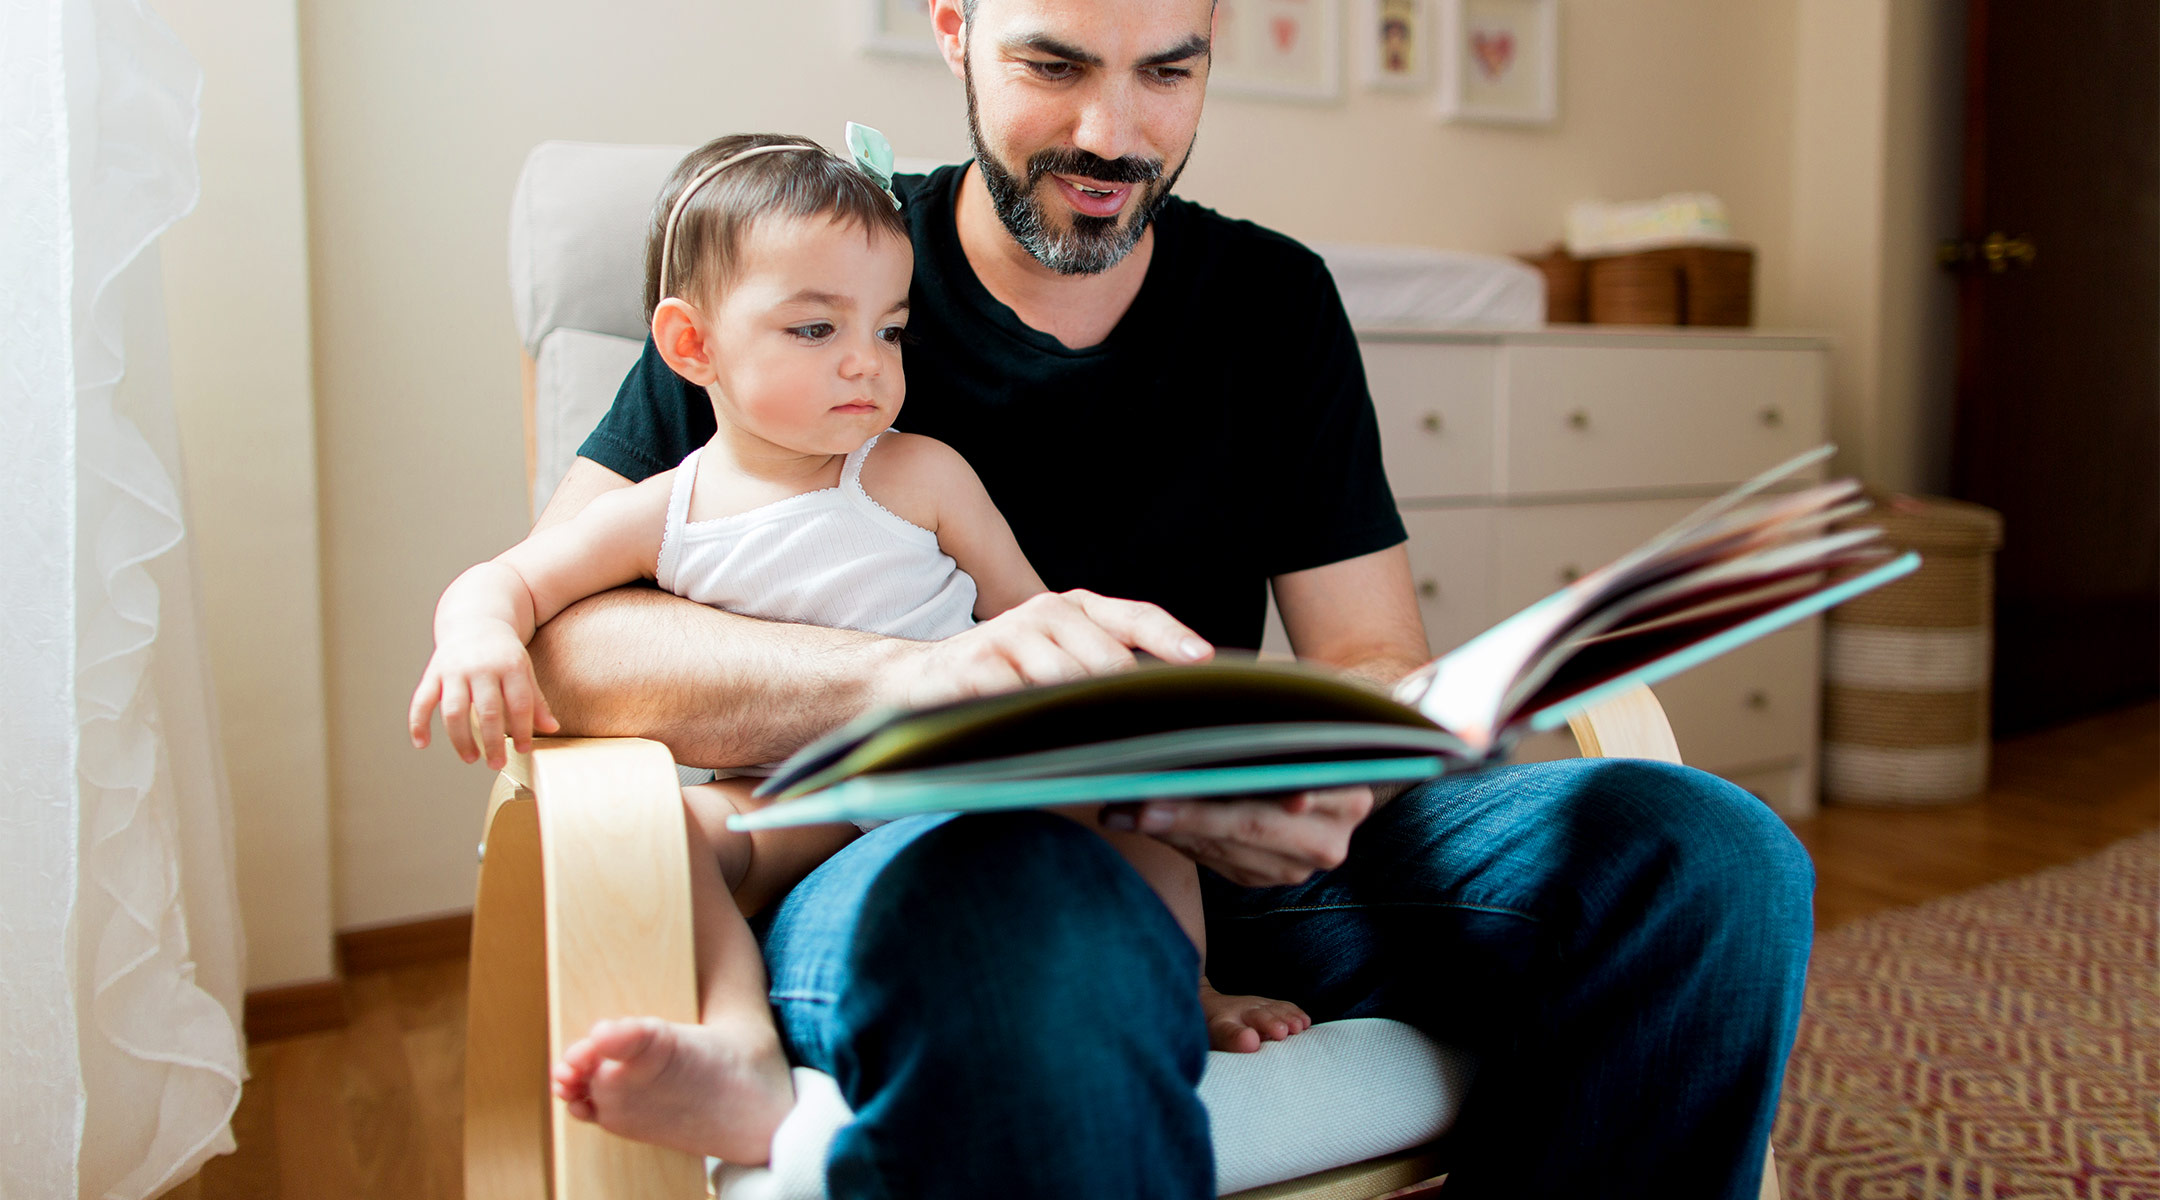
[655,433,979,642]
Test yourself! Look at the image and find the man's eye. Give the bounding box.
[1025,59,1079,81]
[1148,66,1194,84]
[789,322,836,341]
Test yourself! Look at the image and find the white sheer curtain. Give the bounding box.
[1,0,246,1196]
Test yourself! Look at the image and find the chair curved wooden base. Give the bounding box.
[464,688,1782,1200]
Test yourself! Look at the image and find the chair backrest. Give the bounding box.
[509,141,687,515]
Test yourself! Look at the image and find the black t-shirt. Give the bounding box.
[579,164,1405,651]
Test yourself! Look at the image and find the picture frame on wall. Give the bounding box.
[1358,0,1431,92]
[1210,0,1343,102]
[1435,0,1558,125]
[865,0,941,59]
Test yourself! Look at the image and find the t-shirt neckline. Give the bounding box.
[922,161,1182,361]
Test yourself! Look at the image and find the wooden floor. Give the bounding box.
[193,701,2158,1200]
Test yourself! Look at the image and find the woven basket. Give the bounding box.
[1578,246,1755,327]
[1516,244,1587,323]
[1822,494,2005,807]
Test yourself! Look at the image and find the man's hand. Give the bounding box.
[410,619,560,770]
[872,589,1213,709]
[1100,786,1378,887]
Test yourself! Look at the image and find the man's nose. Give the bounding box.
[1069,79,1140,166]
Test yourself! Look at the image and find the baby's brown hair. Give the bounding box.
[643,133,910,323]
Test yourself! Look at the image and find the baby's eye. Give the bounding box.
[789,322,836,342]
[877,324,907,345]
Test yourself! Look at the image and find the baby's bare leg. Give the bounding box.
[551,779,854,1163]
[1095,823,1313,1054]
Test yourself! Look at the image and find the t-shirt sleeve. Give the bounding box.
[1260,258,1408,576]
[576,334,716,482]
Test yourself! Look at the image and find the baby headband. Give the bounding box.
[657,122,902,301]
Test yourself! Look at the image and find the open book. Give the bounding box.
[729,446,1918,832]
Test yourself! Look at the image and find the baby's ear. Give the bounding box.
[652,298,717,385]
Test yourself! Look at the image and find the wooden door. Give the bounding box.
[1947,0,2159,736]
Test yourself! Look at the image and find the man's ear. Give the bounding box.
[652,298,717,386]
[930,0,967,82]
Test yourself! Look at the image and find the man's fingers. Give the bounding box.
[1068,590,1212,663]
[1000,635,1090,688]
[1154,830,1319,888]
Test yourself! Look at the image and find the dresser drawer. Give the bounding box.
[1360,342,1496,500]
[1648,621,1821,774]
[1489,498,1703,613]
[1401,507,1494,656]
[1496,346,1825,496]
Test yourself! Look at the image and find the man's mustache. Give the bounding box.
[1026,148,1164,187]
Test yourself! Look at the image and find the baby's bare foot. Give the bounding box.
[1199,982,1313,1053]
[550,1015,794,1164]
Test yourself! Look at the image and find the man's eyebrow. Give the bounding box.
[1006,33,1102,67]
[1139,35,1210,67]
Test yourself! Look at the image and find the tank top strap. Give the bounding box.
[839,429,894,493]
[655,445,704,592]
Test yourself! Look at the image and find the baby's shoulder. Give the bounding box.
[858,432,976,531]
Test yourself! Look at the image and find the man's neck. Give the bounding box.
[953,162,1153,352]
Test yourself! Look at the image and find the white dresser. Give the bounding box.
[1263,327,1833,818]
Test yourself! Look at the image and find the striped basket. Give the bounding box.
[1822,494,2005,807]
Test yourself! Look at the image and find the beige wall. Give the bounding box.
[1788,0,1964,493]
[160,0,337,988]
[293,0,1811,928]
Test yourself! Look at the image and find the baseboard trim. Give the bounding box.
[243,979,347,1042]
[337,911,474,973]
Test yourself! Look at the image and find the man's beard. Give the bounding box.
[965,60,1191,276]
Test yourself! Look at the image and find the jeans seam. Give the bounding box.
[769,990,837,1005]
[1222,899,1544,922]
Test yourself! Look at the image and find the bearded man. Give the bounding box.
[531,1,1814,1195]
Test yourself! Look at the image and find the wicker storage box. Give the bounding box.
[1821,494,2005,807]
[1578,245,1755,327]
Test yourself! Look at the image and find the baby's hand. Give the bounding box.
[409,619,559,770]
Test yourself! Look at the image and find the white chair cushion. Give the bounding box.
[711,1018,1471,1198]
[531,328,643,513]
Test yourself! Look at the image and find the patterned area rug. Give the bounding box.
[1775,831,2159,1198]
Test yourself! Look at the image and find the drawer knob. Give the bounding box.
[1566,409,1590,431]
[1558,564,1582,584]
[1420,411,1445,435]
[1759,406,1783,428]
[1418,578,1440,599]
[1745,689,1770,710]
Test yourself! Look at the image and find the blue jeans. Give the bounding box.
[754,758,1814,1199]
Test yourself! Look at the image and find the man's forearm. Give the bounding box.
[527,584,901,768]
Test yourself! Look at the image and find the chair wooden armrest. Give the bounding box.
[464,687,1779,1200]
[466,736,707,1200]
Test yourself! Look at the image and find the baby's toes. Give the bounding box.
[1208,1016,1263,1054]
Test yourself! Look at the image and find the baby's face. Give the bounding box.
[701,215,913,457]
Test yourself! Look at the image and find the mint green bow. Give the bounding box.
[846,122,901,209]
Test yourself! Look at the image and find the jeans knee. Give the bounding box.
[1571,760,1814,934]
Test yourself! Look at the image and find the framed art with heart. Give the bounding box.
[1436,0,1558,124]
[1211,0,1344,102]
